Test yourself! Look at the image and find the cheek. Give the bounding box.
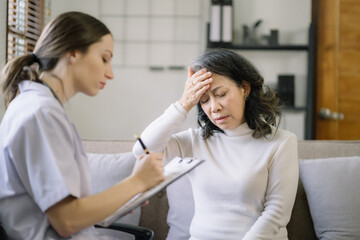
[201,104,212,119]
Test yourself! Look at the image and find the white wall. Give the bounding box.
[1,0,310,140]
[49,0,206,140]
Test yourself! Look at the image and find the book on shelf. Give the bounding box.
[210,0,222,42]
[210,0,233,43]
[222,0,233,43]
[97,156,205,227]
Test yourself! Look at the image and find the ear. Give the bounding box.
[66,51,78,64]
[242,81,251,97]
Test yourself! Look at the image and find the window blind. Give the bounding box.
[7,0,44,61]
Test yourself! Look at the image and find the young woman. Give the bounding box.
[133,48,299,240]
[0,12,164,240]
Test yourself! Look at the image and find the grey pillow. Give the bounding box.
[87,152,140,227]
[299,156,360,240]
[166,175,194,240]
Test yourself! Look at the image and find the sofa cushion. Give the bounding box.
[166,175,194,240]
[299,156,360,239]
[87,152,141,227]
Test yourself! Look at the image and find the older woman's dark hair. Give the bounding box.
[191,48,281,139]
[1,11,111,108]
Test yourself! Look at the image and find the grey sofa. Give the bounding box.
[83,140,360,240]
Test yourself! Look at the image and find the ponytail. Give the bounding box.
[0,54,40,109]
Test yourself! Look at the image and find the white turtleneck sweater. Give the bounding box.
[133,102,299,240]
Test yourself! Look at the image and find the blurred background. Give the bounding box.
[4,0,354,141]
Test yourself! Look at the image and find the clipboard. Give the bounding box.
[97,156,205,227]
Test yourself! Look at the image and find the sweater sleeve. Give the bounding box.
[243,133,299,240]
[132,102,192,162]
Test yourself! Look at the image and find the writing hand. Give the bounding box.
[132,152,165,192]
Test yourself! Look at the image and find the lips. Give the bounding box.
[100,82,106,89]
[214,115,229,123]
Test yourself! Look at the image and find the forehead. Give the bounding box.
[210,73,237,91]
[89,34,114,53]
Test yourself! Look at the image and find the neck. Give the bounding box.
[40,71,74,104]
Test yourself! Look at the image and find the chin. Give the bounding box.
[85,90,99,97]
[217,123,241,131]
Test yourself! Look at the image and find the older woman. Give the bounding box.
[133,48,298,240]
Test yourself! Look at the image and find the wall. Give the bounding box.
[1,0,311,140]
[49,0,207,140]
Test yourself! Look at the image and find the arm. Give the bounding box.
[243,134,299,240]
[133,67,213,159]
[46,153,164,238]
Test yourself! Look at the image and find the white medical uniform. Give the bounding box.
[0,81,125,240]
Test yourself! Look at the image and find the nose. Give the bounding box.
[105,64,114,80]
[210,98,221,113]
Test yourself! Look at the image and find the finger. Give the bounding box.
[149,152,164,159]
[192,71,212,86]
[187,67,194,79]
[194,83,211,99]
[192,77,213,92]
[197,71,212,81]
[190,68,208,81]
[140,200,149,207]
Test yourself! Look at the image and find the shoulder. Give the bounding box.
[269,127,298,158]
[11,93,65,126]
[270,127,297,143]
[2,92,70,144]
[12,81,62,116]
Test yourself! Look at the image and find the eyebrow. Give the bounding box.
[210,86,223,93]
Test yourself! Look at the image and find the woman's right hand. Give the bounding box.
[179,67,213,112]
[131,152,165,191]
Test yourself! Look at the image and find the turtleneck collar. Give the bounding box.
[223,122,253,137]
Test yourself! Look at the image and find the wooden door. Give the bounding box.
[315,0,360,139]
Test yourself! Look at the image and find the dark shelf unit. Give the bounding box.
[207,43,309,51]
[206,23,315,139]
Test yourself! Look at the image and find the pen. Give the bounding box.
[135,134,150,154]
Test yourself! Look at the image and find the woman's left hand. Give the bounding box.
[179,67,213,112]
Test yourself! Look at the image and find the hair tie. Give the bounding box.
[31,53,39,63]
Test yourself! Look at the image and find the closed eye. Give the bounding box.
[200,96,209,104]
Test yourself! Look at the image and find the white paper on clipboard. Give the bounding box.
[97,157,205,227]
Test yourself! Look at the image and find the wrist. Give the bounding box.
[127,175,147,193]
[179,99,192,112]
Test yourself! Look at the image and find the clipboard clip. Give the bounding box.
[178,158,193,164]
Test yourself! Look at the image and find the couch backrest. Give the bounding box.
[82,139,136,153]
[287,140,360,240]
[83,139,360,240]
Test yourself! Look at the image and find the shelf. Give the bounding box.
[207,42,309,51]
